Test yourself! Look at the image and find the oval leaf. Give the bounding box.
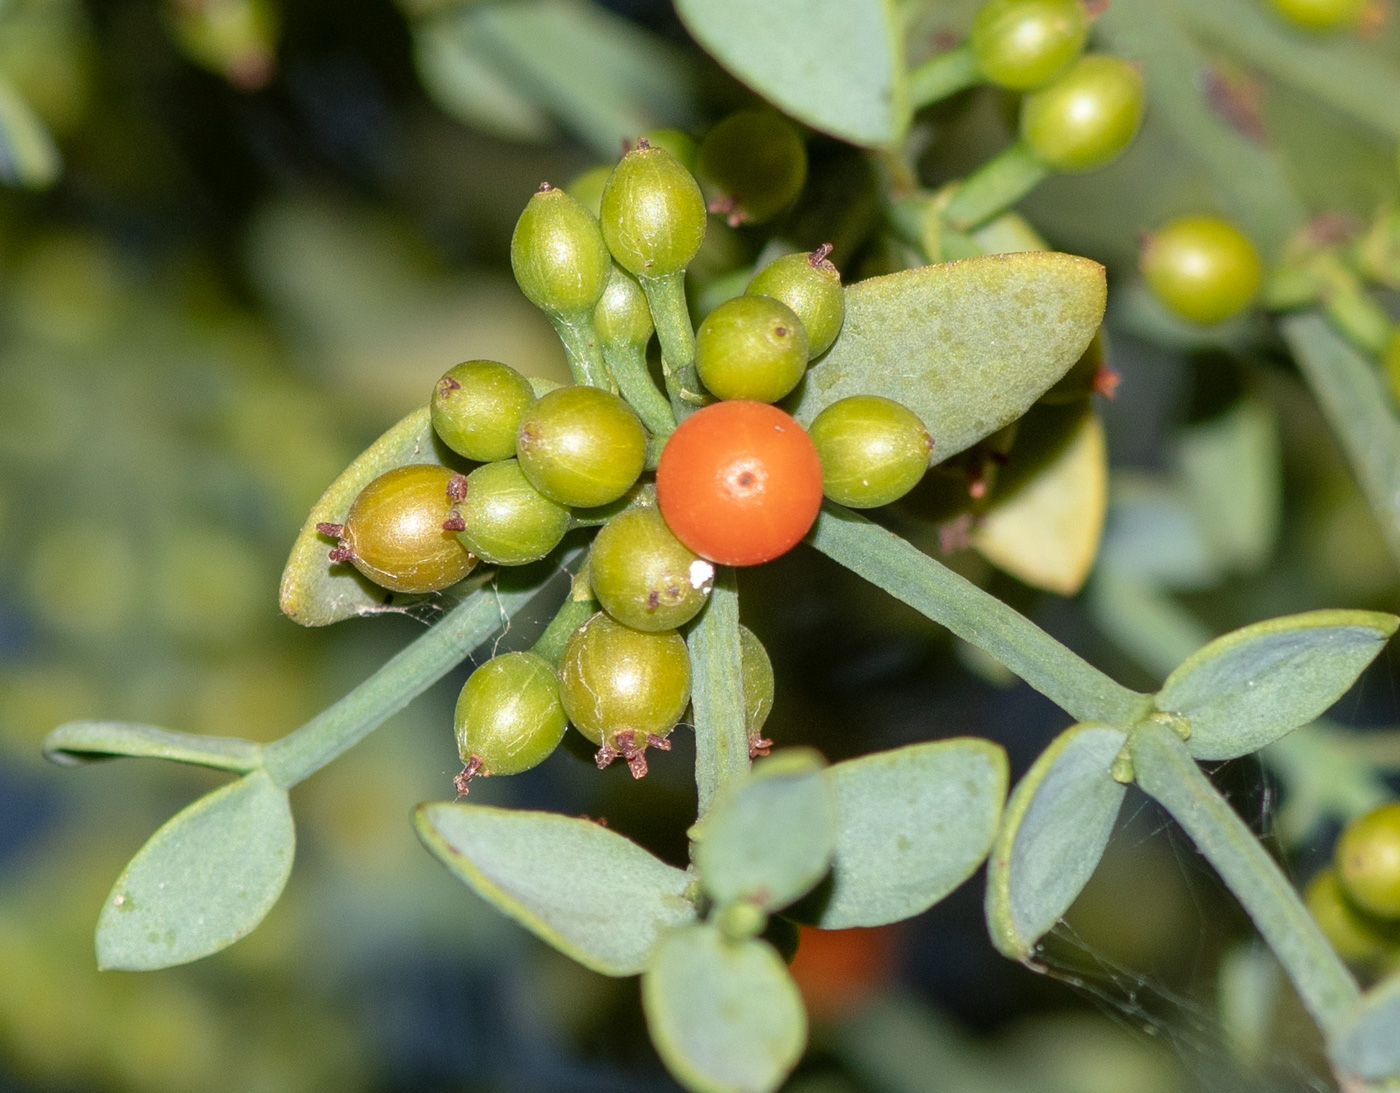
[414,18,556,143]
[44,721,262,773]
[985,723,1127,961]
[0,73,60,189]
[279,406,459,627]
[1155,610,1400,761]
[415,802,697,976]
[800,738,1008,929]
[674,0,906,148]
[695,749,836,913]
[1332,968,1400,1081]
[96,771,294,971]
[643,922,806,1093]
[790,253,1107,462]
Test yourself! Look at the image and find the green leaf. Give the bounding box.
[414,802,697,976]
[0,73,60,189]
[643,922,806,1093]
[674,0,906,148]
[695,749,837,913]
[800,739,1008,929]
[44,721,262,773]
[985,723,1127,961]
[1096,475,1221,590]
[1155,610,1399,762]
[278,406,464,627]
[1331,968,1400,1081]
[689,569,751,819]
[96,771,294,971]
[413,17,556,143]
[790,254,1107,462]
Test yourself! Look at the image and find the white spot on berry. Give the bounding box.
[689,559,715,590]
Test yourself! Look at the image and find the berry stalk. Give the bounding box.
[642,270,705,419]
[907,41,982,109]
[603,341,676,439]
[943,139,1049,231]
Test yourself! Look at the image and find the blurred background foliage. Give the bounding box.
[1,0,1398,1089]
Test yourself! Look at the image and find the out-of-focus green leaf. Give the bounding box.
[674,0,906,148]
[44,721,262,773]
[695,750,836,914]
[413,17,555,142]
[1089,569,1212,680]
[790,254,1106,462]
[1155,609,1399,761]
[643,922,806,1093]
[96,771,294,970]
[1176,399,1281,574]
[1332,968,1400,1081]
[986,723,1127,961]
[0,72,60,188]
[798,739,1007,929]
[1097,475,1220,589]
[414,802,697,976]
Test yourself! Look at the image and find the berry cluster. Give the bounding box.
[1309,801,1400,972]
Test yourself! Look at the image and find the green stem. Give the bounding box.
[1130,720,1361,1040]
[641,271,704,419]
[809,506,1151,726]
[603,341,676,439]
[943,140,1049,232]
[531,595,596,667]
[1281,312,1400,571]
[687,568,750,821]
[908,42,981,110]
[1318,261,1393,357]
[552,314,614,390]
[262,562,575,788]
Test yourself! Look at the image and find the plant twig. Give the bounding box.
[908,42,981,110]
[641,270,705,419]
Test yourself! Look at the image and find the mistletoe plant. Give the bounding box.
[37,0,1400,1090]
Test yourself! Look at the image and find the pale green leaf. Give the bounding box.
[415,802,697,976]
[790,254,1106,462]
[96,771,294,971]
[0,73,60,189]
[1097,475,1221,590]
[44,721,262,773]
[413,18,555,142]
[643,923,806,1093]
[674,0,906,148]
[986,723,1127,961]
[800,739,1008,929]
[1331,968,1400,1081]
[695,749,836,913]
[1155,610,1399,761]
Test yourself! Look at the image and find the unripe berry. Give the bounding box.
[694,295,809,403]
[971,0,1089,91]
[589,505,715,631]
[565,164,612,218]
[746,247,845,359]
[516,385,648,508]
[593,264,654,351]
[1269,0,1365,29]
[696,109,807,226]
[454,652,567,791]
[1337,801,1400,919]
[1305,867,1400,967]
[809,396,933,509]
[449,459,570,566]
[1020,55,1145,172]
[1140,216,1262,326]
[431,360,536,463]
[511,185,612,317]
[599,142,707,278]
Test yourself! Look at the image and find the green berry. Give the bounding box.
[558,612,692,767]
[1140,216,1262,326]
[431,360,536,463]
[696,109,807,226]
[809,395,933,508]
[322,464,477,593]
[600,142,707,278]
[642,128,699,173]
[745,247,845,359]
[1269,0,1365,28]
[589,506,715,631]
[1020,54,1145,172]
[739,624,774,738]
[449,459,570,566]
[454,652,567,788]
[511,185,612,317]
[1337,802,1400,919]
[1305,867,1400,968]
[971,0,1089,90]
[695,295,809,403]
[565,164,612,218]
[516,385,648,508]
[594,264,654,350]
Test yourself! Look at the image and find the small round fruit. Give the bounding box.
[558,611,691,750]
[1305,867,1400,967]
[593,264,654,350]
[431,360,536,462]
[656,400,824,566]
[739,624,774,736]
[1020,54,1145,172]
[642,128,699,172]
[516,385,648,508]
[809,396,933,509]
[746,247,844,359]
[696,109,807,226]
[1140,216,1263,326]
[451,459,570,566]
[565,164,612,218]
[695,295,809,403]
[971,0,1089,90]
[1268,0,1365,29]
[454,651,567,777]
[511,185,612,317]
[324,464,476,593]
[599,141,707,278]
[1337,802,1400,919]
[590,506,716,631]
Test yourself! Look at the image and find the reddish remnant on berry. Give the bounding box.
[749,734,773,759]
[447,474,469,502]
[441,510,466,533]
[454,755,483,798]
